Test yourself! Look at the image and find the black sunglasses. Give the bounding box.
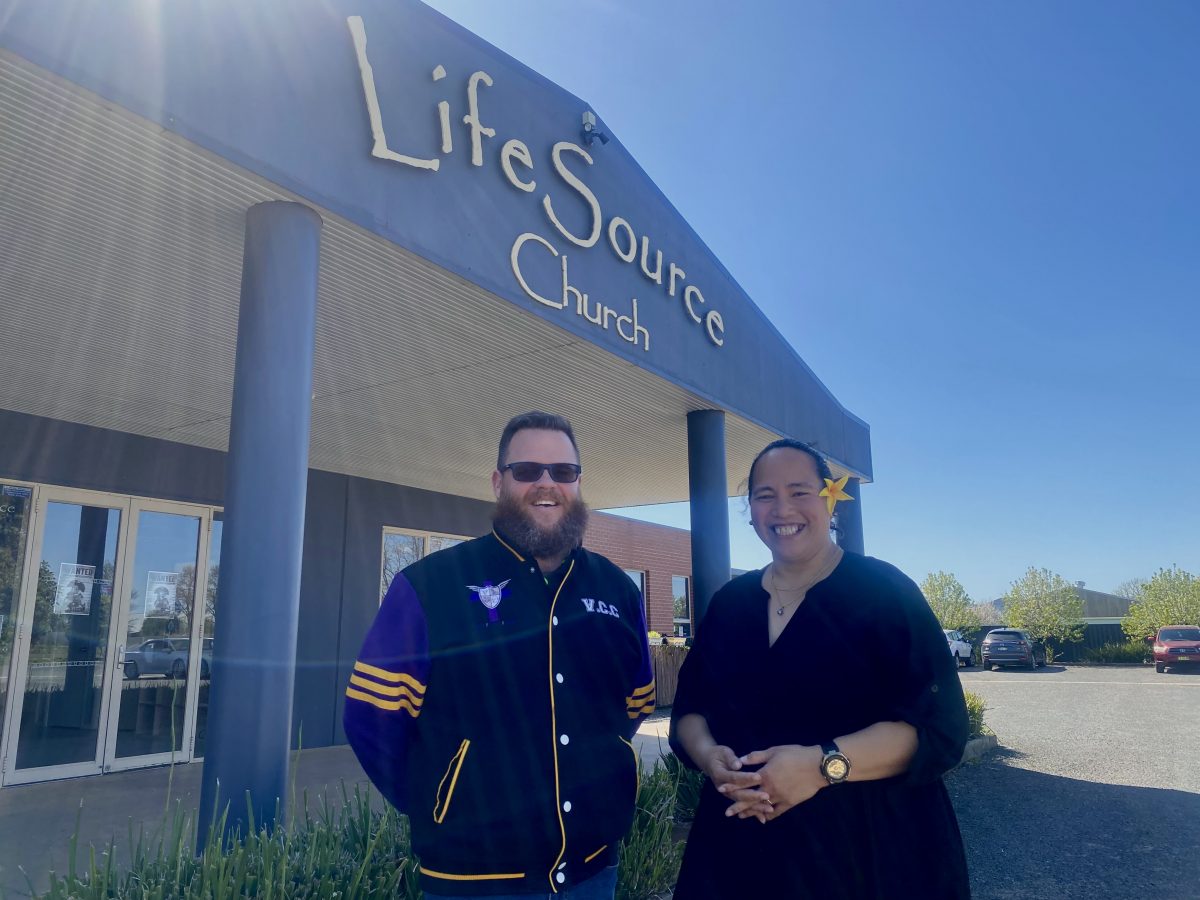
[502,462,582,483]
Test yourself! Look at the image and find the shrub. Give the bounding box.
[662,751,705,823]
[34,784,417,899]
[33,761,685,900]
[617,757,684,900]
[1082,641,1149,664]
[963,690,987,739]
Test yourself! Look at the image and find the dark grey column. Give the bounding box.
[687,410,731,630]
[198,201,322,848]
[835,477,864,555]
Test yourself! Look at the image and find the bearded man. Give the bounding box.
[344,411,655,900]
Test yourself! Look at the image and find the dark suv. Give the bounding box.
[981,629,1046,670]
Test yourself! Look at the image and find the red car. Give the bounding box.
[1152,625,1200,674]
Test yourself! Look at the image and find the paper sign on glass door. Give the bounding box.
[54,563,95,615]
[144,571,180,618]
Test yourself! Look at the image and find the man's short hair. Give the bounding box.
[497,411,580,469]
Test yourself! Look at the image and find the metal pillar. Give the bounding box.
[198,201,322,848]
[686,410,731,630]
[836,477,864,556]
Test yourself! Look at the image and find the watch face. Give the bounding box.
[825,757,849,780]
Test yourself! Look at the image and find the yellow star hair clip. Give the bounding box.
[819,475,853,515]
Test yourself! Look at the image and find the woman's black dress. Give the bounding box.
[669,552,971,899]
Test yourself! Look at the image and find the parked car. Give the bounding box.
[981,629,1046,670]
[944,629,974,666]
[1152,625,1200,674]
[123,637,213,680]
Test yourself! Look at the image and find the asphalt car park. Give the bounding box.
[948,665,1200,898]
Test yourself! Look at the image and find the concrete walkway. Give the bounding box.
[0,717,675,898]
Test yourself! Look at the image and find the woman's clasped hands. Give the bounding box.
[702,744,827,824]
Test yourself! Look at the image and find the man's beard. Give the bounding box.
[493,485,589,561]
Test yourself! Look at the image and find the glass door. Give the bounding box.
[102,500,212,772]
[4,488,128,784]
[0,484,36,775]
[2,489,219,785]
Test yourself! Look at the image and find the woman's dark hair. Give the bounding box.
[497,411,579,469]
[747,439,832,493]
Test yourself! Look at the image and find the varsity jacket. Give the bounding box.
[344,529,656,896]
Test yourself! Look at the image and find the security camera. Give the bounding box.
[581,110,608,147]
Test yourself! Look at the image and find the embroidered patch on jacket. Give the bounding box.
[467,579,511,623]
[579,597,621,619]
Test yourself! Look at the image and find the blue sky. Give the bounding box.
[425,0,1200,601]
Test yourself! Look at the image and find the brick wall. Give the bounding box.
[583,511,692,635]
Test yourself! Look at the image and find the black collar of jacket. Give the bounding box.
[490,526,584,573]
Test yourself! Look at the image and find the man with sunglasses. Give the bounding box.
[345,411,655,900]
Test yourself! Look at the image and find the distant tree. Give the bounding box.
[0,499,32,651]
[970,601,1005,626]
[1003,567,1084,654]
[382,534,424,597]
[1122,566,1200,642]
[1112,578,1147,601]
[31,561,60,641]
[920,571,979,633]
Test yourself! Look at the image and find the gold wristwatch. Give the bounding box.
[819,740,851,785]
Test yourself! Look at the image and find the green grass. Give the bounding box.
[661,751,704,823]
[33,785,416,900]
[963,690,988,739]
[31,758,687,900]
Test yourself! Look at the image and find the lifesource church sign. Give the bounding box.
[348,15,726,353]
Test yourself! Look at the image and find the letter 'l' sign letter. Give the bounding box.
[348,16,439,171]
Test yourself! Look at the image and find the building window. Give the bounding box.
[381,528,467,600]
[672,575,691,637]
[623,569,645,608]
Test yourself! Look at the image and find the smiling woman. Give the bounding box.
[669,440,971,899]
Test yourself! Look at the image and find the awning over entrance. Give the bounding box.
[0,0,871,509]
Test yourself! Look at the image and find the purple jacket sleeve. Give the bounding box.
[624,589,656,739]
[343,573,430,811]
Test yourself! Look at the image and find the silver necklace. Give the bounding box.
[768,569,806,616]
[768,550,842,615]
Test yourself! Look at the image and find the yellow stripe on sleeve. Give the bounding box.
[349,674,425,705]
[626,700,656,718]
[353,661,427,695]
[345,687,421,716]
[629,681,655,699]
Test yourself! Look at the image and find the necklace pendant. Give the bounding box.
[776,607,784,616]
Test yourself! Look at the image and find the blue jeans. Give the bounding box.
[426,863,618,900]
